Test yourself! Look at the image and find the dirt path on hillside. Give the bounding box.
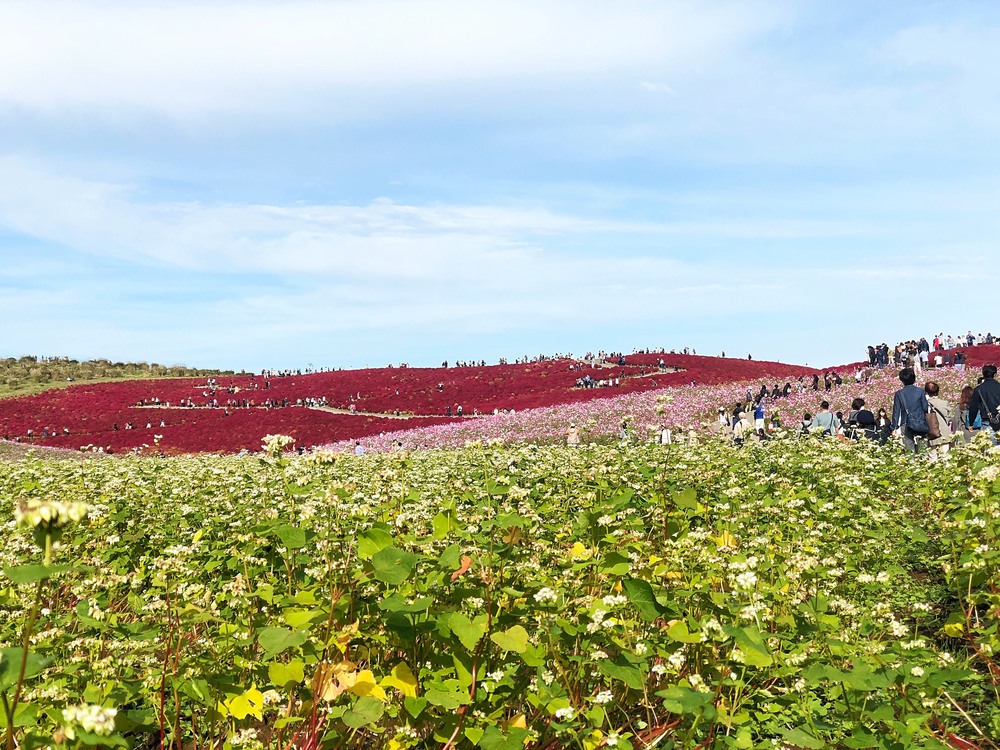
[307,405,486,420]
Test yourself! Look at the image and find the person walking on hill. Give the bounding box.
[892,367,929,453]
[969,364,1000,445]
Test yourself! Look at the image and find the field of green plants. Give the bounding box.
[1,435,999,749]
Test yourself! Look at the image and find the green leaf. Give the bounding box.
[436,543,462,571]
[843,732,879,749]
[667,620,702,644]
[371,546,420,585]
[449,612,487,651]
[0,701,37,728]
[673,488,698,510]
[404,696,428,718]
[433,510,462,538]
[342,696,384,729]
[465,726,485,745]
[623,578,662,621]
[598,654,644,690]
[598,552,632,576]
[257,627,307,660]
[490,625,529,653]
[357,527,395,560]
[268,659,305,687]
[841,664,888,692]
[0,648,48,691]
[727,626,773,667]
[3,564,75,584]
[496,513,528,528]
[656,685,715,717]
[520,643,546,668]
[378,593,433,613]
[782,727,826,749]
[273,524,307,549]
[480,727,529,750]
[283,608,322,628]
[425,681,470,709]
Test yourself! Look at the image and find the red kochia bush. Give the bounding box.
[0,352,832,454]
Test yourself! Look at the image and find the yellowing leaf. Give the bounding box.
[334,621,360,653]
[715,531,737,550]
[505,713,527,730]
[381,661,419,698]
[312,660,357,702]
[502,527,523,545]
[224,686,264,720]
[943,622,964,638]
[350,670,388,702]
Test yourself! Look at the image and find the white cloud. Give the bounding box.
[0,0,784,119]
[0,156,884,288]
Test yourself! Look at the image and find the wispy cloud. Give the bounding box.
[0,0,783,120]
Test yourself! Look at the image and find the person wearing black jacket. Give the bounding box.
[969,364,1000,444]
[847,397,877,441]
[892,367,929,453]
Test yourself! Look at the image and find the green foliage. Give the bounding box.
[0,438,996,748]
[0,354,231,399]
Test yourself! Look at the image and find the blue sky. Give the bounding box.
[1,0,998,370]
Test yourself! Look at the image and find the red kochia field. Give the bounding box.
[0,353,828,454]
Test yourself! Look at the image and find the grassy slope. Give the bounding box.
[0,356,232,400]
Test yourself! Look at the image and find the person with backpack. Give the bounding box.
[968,364,1000,445]
[847,397,877,441]
[891,367,929,453]
[808,401,840,436]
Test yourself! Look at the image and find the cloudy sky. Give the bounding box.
[2,0,998,370]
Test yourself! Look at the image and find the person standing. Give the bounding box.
[969,364,1000,445]
[924,381,954,460]
[566,423,581,446]
[717,408,731,437]
[891,367,929,453]
[733,412,753,445]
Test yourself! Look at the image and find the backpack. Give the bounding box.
[901,394,929,435]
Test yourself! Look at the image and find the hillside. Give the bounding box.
[2,346,996,455]
[0,355,232,398]
[0,353,820,454]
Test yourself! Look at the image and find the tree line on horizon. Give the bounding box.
[0,355,233,398]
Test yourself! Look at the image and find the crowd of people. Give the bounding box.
[866,331,994,369]
[712,363,1000,458]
